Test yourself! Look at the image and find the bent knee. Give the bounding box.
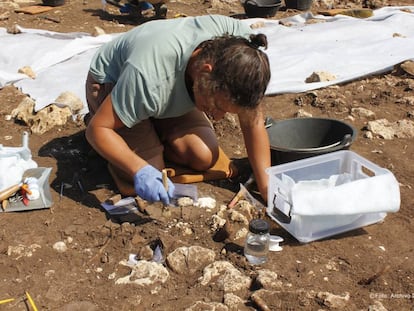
[187,145,219,171]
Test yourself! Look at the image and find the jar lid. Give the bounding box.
[249,219,269,234]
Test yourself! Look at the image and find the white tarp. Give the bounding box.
[0,6,413,114]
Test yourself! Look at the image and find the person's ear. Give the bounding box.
[200,63,213,73]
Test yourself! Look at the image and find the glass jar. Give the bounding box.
[244,219,270,265]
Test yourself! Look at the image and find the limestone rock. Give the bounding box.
[166,245,215,275]
[368,300,388,311]
[7,24,21,34]
[199,261,251,293]
[306,71,337,83]
[11,97,73,134]
[351,107,376,120]
[316,291,350,309]
[54,91,84,114]
[400,60,414,76]
[18,66,36,79]
[223,293,245,311]
[295,109,313,118]
[116,260,169,286]
[255,269,283,290]
[92,26,106,36]
[367,118,414,139]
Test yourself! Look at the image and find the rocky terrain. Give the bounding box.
[0,0,413,310]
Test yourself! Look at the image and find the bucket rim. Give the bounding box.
[266,117,357,153]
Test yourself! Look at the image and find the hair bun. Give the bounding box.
[249,33,268,50]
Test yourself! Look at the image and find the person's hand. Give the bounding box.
[133,165,175,205]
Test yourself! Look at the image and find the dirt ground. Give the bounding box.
[1,0,414,310]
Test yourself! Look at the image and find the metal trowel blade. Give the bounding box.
[172,183,198,201]
[23,168,44,180]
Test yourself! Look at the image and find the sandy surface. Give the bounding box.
[0,0,413,310]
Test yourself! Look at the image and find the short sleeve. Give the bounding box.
[111,64,160,128]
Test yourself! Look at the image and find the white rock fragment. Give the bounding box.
[234,227,248,240]
[11,97,73,134]
[367,119,414,139]
[400,60,414,76]
[53,241,68,253]
[305,71,336,83]
[351,107,376,120]
[250,21,265,29]
[54,91,84,114]
[295,109,313,118]
[7,244,41,259]
[365,131,374,139]
[18,66,36,79]
[7,24,21,34]
[196,197,216,209]
[316,291,350,309]
[177,197,194,207]
[234,200,254,220]
[92,26,106,36]
[255,269,283,290]
[368,300,388,311]
[209,214,226,231]
[166,245,216,275]
[199,261,251,293]
[175,221,193,236]
[116,260,169,286]
[223,293,245,311]
[229,210,249,225]
[399,96,414,106]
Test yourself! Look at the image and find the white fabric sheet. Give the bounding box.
[0,6,414,113]
[279,172,401,216]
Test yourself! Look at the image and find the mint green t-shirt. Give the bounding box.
[89,15,252,128]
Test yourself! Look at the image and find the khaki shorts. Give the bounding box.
[85,72,213,161]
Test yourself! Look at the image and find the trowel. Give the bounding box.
[0,168,43,202]
[162,169,198,203]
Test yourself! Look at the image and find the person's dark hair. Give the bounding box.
[196,33,271,109]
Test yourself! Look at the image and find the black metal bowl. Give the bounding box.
[42,0,65,6]
[266,117,357,165]
[243,0,282,18]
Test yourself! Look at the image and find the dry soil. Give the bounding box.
[0,0,413,310]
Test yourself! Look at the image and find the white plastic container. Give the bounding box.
[266,150,400,243]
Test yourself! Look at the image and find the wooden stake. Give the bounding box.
[161,169,171,217]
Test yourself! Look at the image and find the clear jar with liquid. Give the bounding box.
[244,219,270,265]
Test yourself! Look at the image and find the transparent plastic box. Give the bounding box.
[266,150,400,243]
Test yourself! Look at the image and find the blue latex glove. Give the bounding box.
[138,1,154,10]
[119,3,132,13]
[133,165,175,205]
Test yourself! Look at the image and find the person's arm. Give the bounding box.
[86,94,147,177]
[238,107,271,202]
[85,94,174,204]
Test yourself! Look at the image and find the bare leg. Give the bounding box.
[164,126,219,171]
